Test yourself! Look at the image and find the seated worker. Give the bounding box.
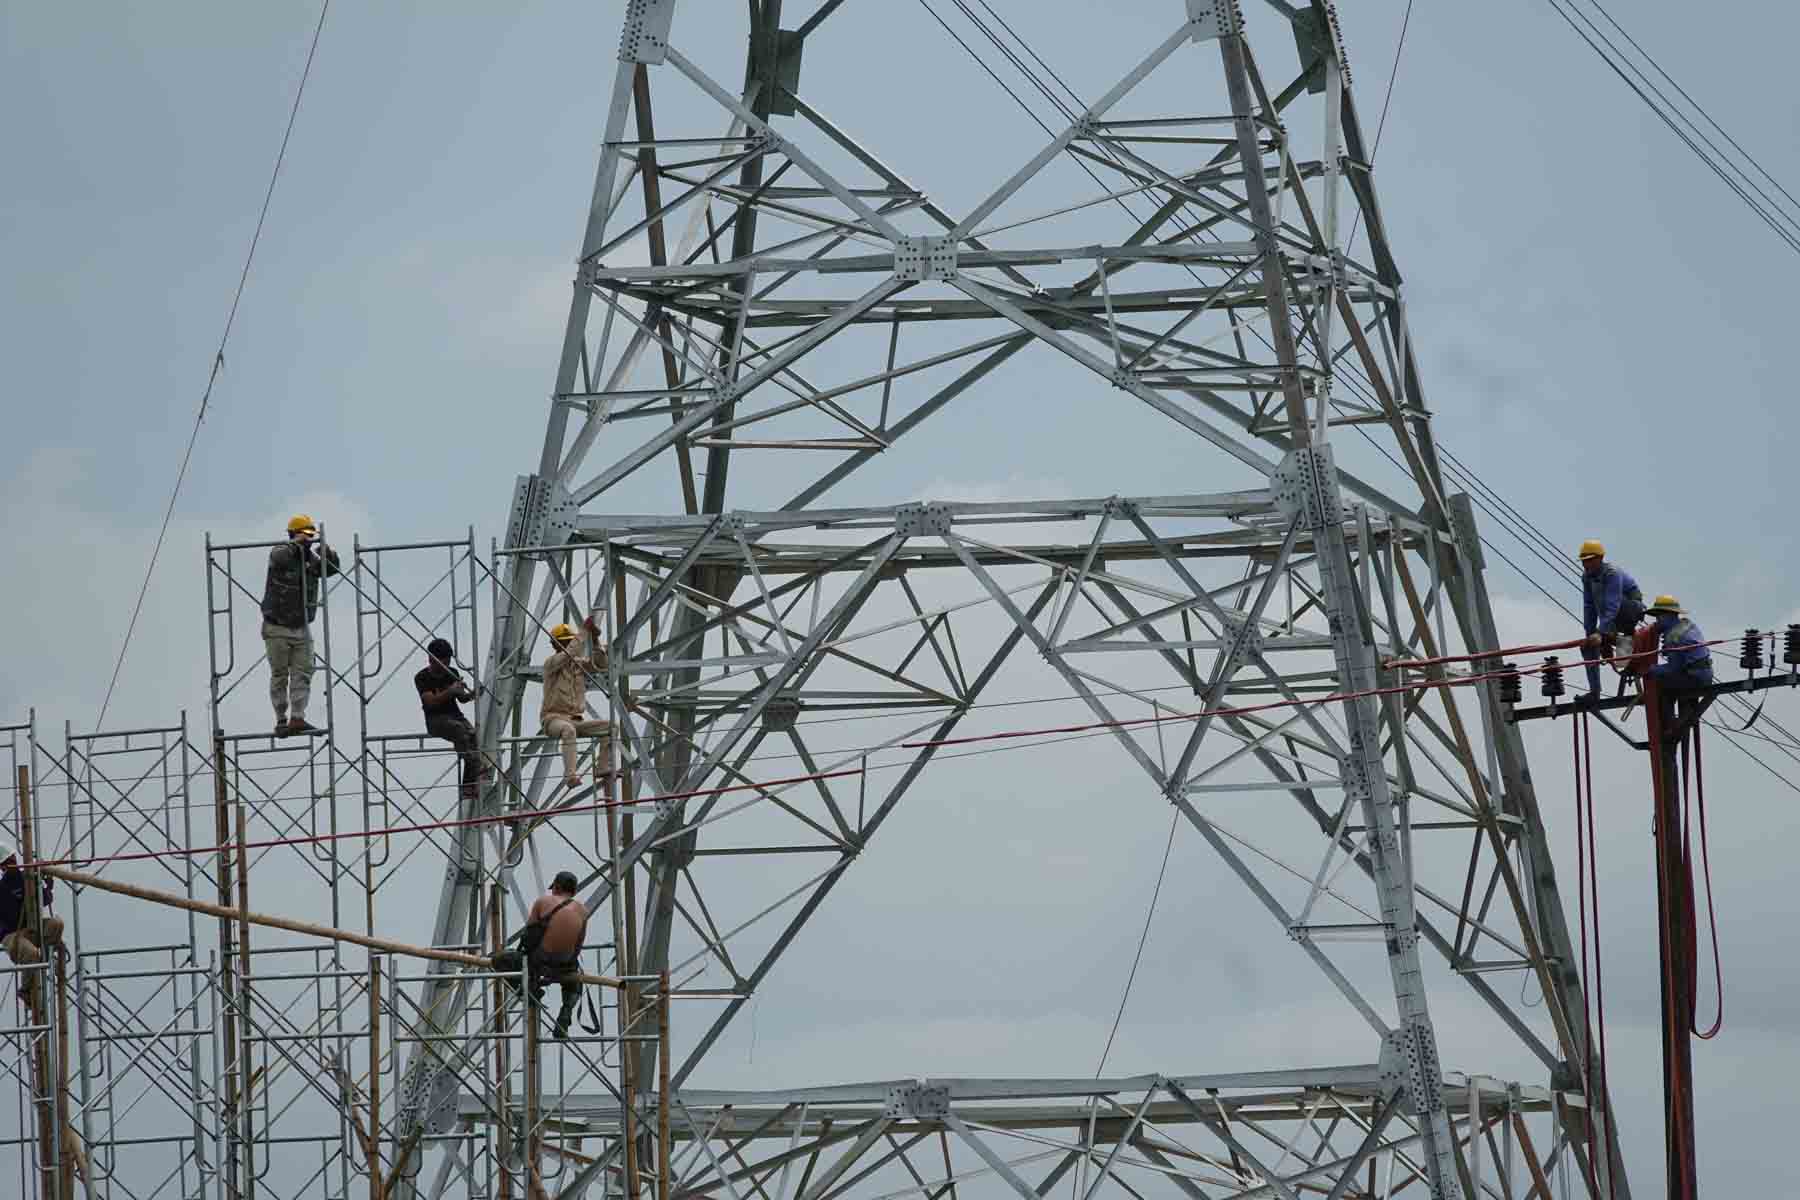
[1645,595,1714,689]
[542,615,611,791]
[525,870,588,1041]
[1578,540,1645,699]
[1,842,63,1016]
[415,638,492,800]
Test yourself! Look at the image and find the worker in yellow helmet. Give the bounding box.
[260,514,342,735]
[1644,595,1714,689]
[541,616,611,790]
[1577,540,1644,699]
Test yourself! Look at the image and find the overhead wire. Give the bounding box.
[911,0,1800,804]
[95,0,334,731]
[1541,0,1800,256]
[24,647,1617,874]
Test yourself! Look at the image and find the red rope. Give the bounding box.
[1586,710,1616,1200]
[901,655,1549,751]
[1385,633,1736,672]
[1576,711,1616,1200]
[19,766,865,872]
[903,635,1740,753]
[1690,724,1725,1040]
[1574,712,1598,1188]
[1386,635,1587,670]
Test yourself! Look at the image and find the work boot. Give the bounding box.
[273,718,289,736]
[553,1005,574,1041]
[285,718,323,737]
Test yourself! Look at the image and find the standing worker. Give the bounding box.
[542,614,610,791]
[1645,595,1715,689]
[524,870,589,1041]
[415,638,492,800]
[1579,540,1645,699]
[261,515,342,736]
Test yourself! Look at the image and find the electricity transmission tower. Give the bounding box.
[397,2,1625,1196]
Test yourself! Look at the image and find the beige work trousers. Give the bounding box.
[263,621,315,721]
[542,716,611,783]
[4,916,64,1014]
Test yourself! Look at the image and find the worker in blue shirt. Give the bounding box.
[1578,540,1645,697]
[1645,595,1714,689]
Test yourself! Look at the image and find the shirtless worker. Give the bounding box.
[525,870,589,1041]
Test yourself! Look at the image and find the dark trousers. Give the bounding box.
[425,714,483,786]
[1651,661,1714,690]
[1582,604,1645,693]
[531,952,581,1018]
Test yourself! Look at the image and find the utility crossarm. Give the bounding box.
[1505,672,1796,724]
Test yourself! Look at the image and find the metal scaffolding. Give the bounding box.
[3,3,1625,1198]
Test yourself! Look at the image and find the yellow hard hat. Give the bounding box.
[549,622,577,642]
[287,514,317,535]
[1577,539,1604,560]
[1647,594,1682,615]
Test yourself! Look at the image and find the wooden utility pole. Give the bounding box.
[1644,682,1698,1200]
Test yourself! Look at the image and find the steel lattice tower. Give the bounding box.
[388,2,1627,1196]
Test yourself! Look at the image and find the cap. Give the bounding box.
[551,870,579,894]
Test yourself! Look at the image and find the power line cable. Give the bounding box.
[1581,0,1800,219]
[95,0,333,730]
[923,0,1800,789]
[1541,0,1800,255]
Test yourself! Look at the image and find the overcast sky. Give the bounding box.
[4,3,1800,1195]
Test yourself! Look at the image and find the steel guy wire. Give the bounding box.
[96,0,333,731]
[1346,0,1415,257]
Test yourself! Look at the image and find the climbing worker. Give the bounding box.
[541,614,610,791]
[415,638,492,800]
[1645,595,1715,689]
[0,844,89,1182]
[524,870,589,1041]
[0,842,62,1016]
[1578,540,1645,699]
[261,514,342,736]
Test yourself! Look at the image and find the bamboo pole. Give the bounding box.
[492,885,513,1200]
[33,866,624,984]
[234,802,256,1200]
[525,973,544,1200]
[214,737,242,1200]
[19,764,53,1200]
[658,968,670,1200]
[54,953,73,1200]
[368,959,382,1200]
